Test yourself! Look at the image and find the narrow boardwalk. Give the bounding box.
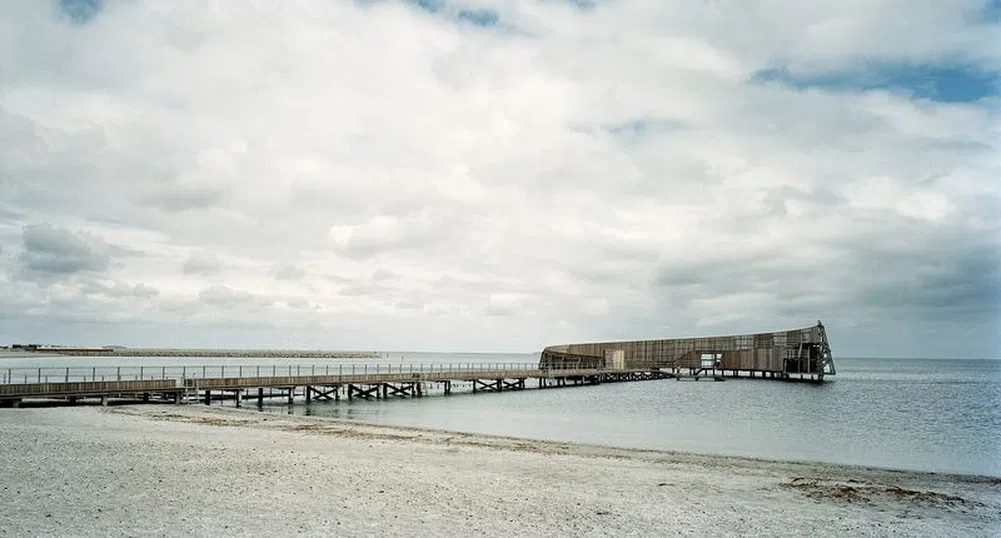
[0,363,669,407]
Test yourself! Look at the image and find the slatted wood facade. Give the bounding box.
[539,321,835,376]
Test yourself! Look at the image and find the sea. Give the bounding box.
[3,353,999,478]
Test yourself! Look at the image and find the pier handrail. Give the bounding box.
[0,362,546,385]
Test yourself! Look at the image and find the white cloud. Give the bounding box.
[0,0,997,357]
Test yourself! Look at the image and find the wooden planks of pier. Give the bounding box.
[0,366,672,407]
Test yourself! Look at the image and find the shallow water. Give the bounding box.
[274,356,1001,478]
[3,352,999,477]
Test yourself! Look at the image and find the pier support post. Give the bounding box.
[101,395,109,407]
[287,388,294,405]
[204,390,211,405]
[258,388,264,406]
[234,389,242,408]
[172,392,181,405]
[444,380,451,395]
[306,386,312,404]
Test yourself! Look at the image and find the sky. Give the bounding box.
[0,0,998,358]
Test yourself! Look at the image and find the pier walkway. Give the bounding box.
[0,363,670,407]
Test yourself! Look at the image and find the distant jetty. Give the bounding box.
[1,347,380,359]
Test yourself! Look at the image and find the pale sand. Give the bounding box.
[0,405,998,537]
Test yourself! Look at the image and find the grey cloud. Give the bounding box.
[840,234,1001,322]
[270,263,306,281]
[332,227,442,260]
[653,247,785,291]
[339,282,391,298]
[80,280,161,300]
[17,224,114,278]
[285,297,312,310]
[484,293,533,317]
[131,283,160,299]
[182,252,223,276]
[0,108,48,176]
[198,284,271,308]
[145,183,228,213]
[371,268,396,281]
[485,302,519,317]
[394,299,426,311]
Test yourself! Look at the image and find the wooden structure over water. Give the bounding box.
[540,321,836,381]
[1,322,835,407]
[0,364,669,407]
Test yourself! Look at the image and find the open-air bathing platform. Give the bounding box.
[0,322,835,407]
[540,321,836,382]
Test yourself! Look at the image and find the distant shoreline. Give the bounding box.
[0,349,381,359]
[0,351,62,359]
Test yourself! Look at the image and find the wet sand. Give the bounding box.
[0,405,998,537]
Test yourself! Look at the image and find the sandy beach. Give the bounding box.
[0,405,998,537]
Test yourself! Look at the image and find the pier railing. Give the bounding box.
[0,363,541,385]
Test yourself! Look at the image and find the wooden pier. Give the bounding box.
[0,364,673,407]
[1,320,838,408]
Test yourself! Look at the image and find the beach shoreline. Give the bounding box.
[1,405,998,537]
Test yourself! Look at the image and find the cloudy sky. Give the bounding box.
[0,0,998,358]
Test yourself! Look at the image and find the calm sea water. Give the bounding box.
[3,353,999,477]
[271,355,1001,478]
